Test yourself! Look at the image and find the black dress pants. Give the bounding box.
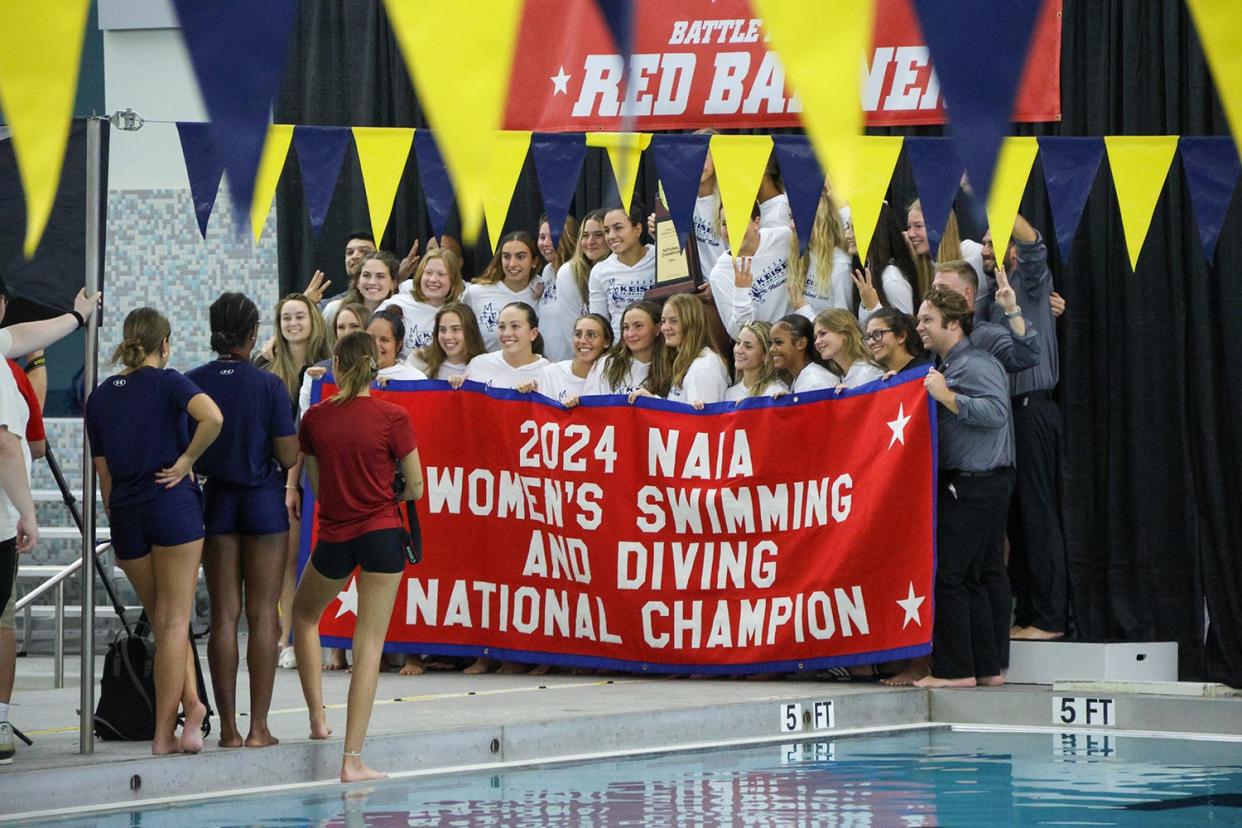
[1008,397,1068,632]
[933,469,1015,679]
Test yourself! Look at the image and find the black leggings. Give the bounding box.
[0,538,15,615]
[310,528,405,580]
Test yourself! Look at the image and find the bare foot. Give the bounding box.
[881,668,928,686]
[180,702,207,754]
[1009,625,1025,637]
[398,656,425,676]
[324,649,349,671]
[340,755,387,783]
[496,661,532,675]
[217,726,243,748]
[977,674,1005,687]
[914,675,977,688]
[152,736,182,755]
[309,713,333,740]
[1012,626,1064,641]
[528,663,550,676]
[463,657,495,675]
[244,729,280,747]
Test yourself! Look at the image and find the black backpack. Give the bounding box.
[93,613,213,741]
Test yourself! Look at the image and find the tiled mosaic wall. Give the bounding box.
[100,187,279,372]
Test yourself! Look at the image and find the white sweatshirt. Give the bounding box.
[666,348,729,405]
[378,292,441,354]
[464,280,538,352]
[536,360,592,404]
[708,225,796,339]
[791,362,839,393]
[725,377,789,402]
[588,244,657,338]
[582,354,650,396]
[464,352,549,389]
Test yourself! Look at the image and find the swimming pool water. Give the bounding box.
[34,729,1242,826]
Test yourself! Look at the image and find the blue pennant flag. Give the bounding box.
[414,129,454,240]
[649,133,712,249]
[176,121,223,239]
[1179,136,1241,263]
[593,0,634,58]
[292,126,351,238]
[171,0,299,234]
[771,134,826,253]
[530,133,587,248]
[1037,137,1105,264]
[904,137,962,257]
[911,0,1042,214]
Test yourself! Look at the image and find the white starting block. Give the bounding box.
[1007,640,1178,685]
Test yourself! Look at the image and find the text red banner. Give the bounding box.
[305,373,937,673]
[504,0,1061,131]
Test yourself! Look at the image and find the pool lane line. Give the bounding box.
[0,721,946,824]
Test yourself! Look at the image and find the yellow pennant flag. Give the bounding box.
[249,124,294,242]
[985,137,1040,263]
[848,136,905,267]
[1104,136,1178,271]
[352,127,414,247]
[752,0,871,203]
[586,132,653,214]
[709,135,774,253]
[0,0,91,256]
[481,131,532,250]
[385,0,522,244]
[1186,0,1242,158]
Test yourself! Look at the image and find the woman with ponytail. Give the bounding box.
[452,302,548,390]
[768,314,837,394]
[293,331,422,782]
[187,293,299,748]
[86,308,224,755]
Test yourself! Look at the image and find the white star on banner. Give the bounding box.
[334,576,358,619]
[550,66,571,95]
[897,582,926,629]
[887,403,911,448]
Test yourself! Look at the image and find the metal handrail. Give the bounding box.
[14,542,112,610]
[15,542,112,689]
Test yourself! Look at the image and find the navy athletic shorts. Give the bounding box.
[109,485,205,560]
[310,527,406,580]
[203,478,288,537]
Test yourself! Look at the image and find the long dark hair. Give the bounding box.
[772,313,826,381]
[870,307,926,360]
[477,231,541,286]
[501,301,544,356]
[851,201,922,311]
[424,302,487,377]
[603,300,668,395]
[208,292,259,356]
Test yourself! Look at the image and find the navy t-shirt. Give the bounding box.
[187,358,296,488]
[85,367,202,508]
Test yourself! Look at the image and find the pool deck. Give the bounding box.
[1,651,1240,821]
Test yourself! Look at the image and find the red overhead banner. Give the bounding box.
[305,372,937,673]
[504,0,1061,131]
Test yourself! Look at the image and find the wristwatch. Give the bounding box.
[1005,309,1023,319]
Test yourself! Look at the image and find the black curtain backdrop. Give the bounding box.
[275,0,1242,686]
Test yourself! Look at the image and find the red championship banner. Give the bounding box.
[504,0,1061,131]
[303,372,937,673]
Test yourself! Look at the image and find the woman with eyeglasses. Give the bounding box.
[865,308,929,375]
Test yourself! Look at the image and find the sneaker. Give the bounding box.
[278,646,297,670]
[0,721,14,765]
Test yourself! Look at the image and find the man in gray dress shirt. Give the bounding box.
[914,287,1015,688]
[976,217,1067,642]
[933,259,1040,374]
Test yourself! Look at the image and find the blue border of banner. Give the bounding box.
[303,366,938,672]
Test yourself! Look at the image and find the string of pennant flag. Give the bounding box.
[179,125,1241,271]
[1,0,1241,259]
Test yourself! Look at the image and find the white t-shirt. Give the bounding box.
[407,350,468,381]
[800,247,855,316]
[378,292,441,354]
[838,361,884,389]
[709,225,796,339]
[465,352,549,390]
[791,362,839,393]
[857,263,915,325]
[537,262,575,363]
[667,349,729,405]
[694,193,727,279]
[759,193,793,228]
[588,244,657,338]
[378,363,428,383]
[536,360,592,404]
[582,354,650,396]
[0,334,33,541]
[464,280,538,352]
[725,378,789,402]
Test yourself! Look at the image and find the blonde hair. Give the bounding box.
[270,294,329,397]
[663,293,725,391]
[791,190,848,297]
[813,308,883,378]
[111,307,170,369]
[566,209,607,306]
[909,200,965,302]
[331,302,369,346]
[423,302,487,378]
[410,248,465,304]
[737,321,780,397]
[330,331,379,404]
